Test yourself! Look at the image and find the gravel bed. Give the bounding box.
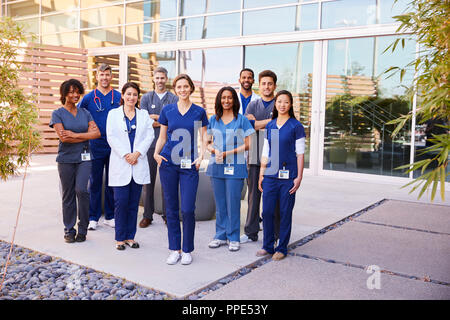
[0,241,174,300]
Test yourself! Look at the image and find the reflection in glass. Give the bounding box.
[244,0,296,9]
[81,0,118,8]
[179,14,240,41]
[42,32,80,48]
[324,36,415,177]
[179,47,241,115]
[379,0,408,24]
[42,12,79,34]
[128,52,176,94]
[17,18,39,35]
[41,0,79,14]
[88,54,120,90]
[81,27,123,48]
[243,6,297,35]
[126,21,176,45]
[126,0,177,23]
[81,5,123,29]
[245,42,314,168]
[179,0,240,16]
[322,0,376,29]
[298,4,319,31]
[7,0,40,18]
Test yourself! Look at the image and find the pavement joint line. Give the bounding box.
[353,220,450,236]
[386,198,450,209]
[193,199,390,299]
[288,252,450,287]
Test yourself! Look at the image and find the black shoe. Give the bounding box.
[125,241,140,249]
[75,234,86,242]
[64,233,76,243]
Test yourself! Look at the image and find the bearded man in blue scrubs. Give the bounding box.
[79,63,121,230]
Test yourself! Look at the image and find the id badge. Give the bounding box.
[278,169,289,179]
[224,165,234,175]
[81,151,91,161]
[180,158,192,169]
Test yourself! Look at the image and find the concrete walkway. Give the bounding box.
[0,154,449,299]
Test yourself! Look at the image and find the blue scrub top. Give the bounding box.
[264,117,306,179]
[125,115,137,153]
[78,88,121,159]
[206,114,255,179]
[158,103,209,165]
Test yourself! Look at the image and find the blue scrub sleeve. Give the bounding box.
[158,106,168,126]
[242,116,255,137]
[49,110,62,128]
[200,109,209,127]
[295,123,306,140]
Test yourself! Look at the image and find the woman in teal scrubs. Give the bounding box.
[207,87,255,252]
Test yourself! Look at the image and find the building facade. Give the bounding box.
[5,0,433,182]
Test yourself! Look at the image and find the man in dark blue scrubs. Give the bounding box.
[79,63,121,230]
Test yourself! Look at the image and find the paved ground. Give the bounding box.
[1,154,449,299]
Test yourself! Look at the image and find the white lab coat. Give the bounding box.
[106,106,154,187]
[238,91,260,115]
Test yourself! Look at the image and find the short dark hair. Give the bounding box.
[272,90,296,120]
[239,68,254,78]
[120,82,141,108]
[215,87,240,121]
[60,79,84,104]
[97,63,112,73]
[172,74,195,95]
[258,70,277,84]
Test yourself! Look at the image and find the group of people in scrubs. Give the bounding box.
[51,63,305,265]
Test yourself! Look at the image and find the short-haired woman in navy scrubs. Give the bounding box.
[154,74,208,265]
[206,87,254,252]
[106,82,154,250]
[257,90,305,261]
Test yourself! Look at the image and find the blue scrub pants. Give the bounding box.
[89,155,115,221]
[211,177,244,242]
[112,178,142,241]
[261,178,296,255]
[159,162,198,253]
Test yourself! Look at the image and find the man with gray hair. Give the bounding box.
[139,66,178,228]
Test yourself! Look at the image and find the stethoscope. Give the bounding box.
[93,88,114,112]
[123,107,136,133]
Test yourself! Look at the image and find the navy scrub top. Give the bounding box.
[264,117,306,179]
[158,103,209,165]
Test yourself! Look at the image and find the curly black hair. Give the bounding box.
[60,79,85,104]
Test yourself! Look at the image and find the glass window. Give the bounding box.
[298,3,319,31]
[42,32,80,48]
[7,0,40,18]
[125,21,177,45]
[16,17,39,35]
[323,35,415,177]
[179,13,240,41]
[243,6,297,35]
[321,0,377,29]
[41,0,79,14]
[42,12,79,34]
[179,47,241,115]
[245,42,315,168]
[180,0,240,16]
[81,0,118,8]
[128,51,176,94]
[81,26,123,48]
[81,5,123,29]
[379,0,409,24]
[126,0,177,23]
[244,0,297,9]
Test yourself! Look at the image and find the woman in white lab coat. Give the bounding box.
[106,82,154,250]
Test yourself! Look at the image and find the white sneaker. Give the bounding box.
[103,218,115,228]
[208,239,227,248]
[228,241,240,252]
[166,251,181,265]
[240,234,257,244]
[181,252,193,265]
[88,221,98,230]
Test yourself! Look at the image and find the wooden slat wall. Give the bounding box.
[326,75,377,99]
[19,43,88,153]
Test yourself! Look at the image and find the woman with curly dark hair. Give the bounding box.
[50,79,100,243]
